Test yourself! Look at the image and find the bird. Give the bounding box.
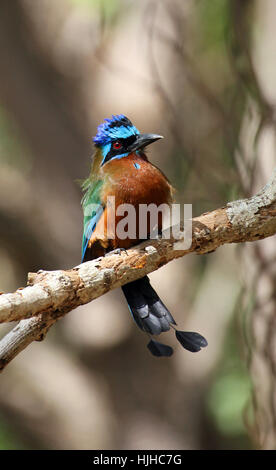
[81,114,207,357]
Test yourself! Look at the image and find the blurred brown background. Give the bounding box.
[0,0,276,450]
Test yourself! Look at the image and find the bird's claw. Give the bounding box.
[105,247,129,257]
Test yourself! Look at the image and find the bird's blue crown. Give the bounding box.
[93,114,139,146]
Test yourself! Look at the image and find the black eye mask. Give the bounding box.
[102,134,138,165]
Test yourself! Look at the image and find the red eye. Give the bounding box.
[113,141,122,150]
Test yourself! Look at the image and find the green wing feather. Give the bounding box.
[81,178,104,261]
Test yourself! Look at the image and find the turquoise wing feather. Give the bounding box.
[81,179,104,262]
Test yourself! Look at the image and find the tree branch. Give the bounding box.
[1,168,276,371]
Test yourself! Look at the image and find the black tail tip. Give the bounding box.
[147,339,174,357]
[175,330,208,353]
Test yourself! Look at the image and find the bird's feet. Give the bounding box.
[105,247,129,257]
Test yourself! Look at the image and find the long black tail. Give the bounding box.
[122,276,176,335]
[122,276,208,357]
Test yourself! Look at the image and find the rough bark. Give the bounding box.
[0,168,276,371]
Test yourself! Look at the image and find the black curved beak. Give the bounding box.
[128,133,163,152]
